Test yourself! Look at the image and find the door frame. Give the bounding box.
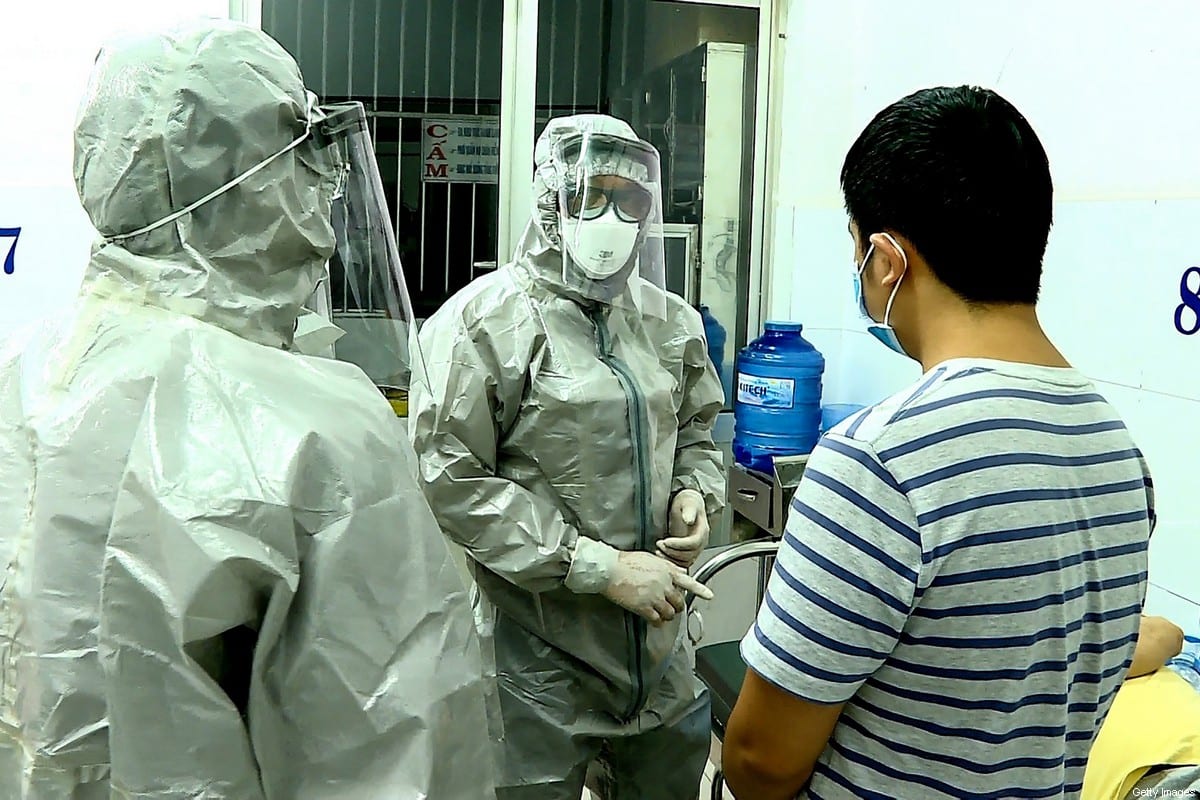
[228,0,262,26]
[498,0,540,264]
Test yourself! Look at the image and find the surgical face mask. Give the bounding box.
[563,206,641,280]
[853,232,909,357]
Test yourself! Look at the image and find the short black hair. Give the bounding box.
[841,86,1052,304]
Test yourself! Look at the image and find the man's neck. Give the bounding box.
[913,303,1071,373]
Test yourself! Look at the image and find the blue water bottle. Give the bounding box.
[1168,635,1200,691]
[700,305,726,387]
[821,403,866,435]
[733,321,825,474]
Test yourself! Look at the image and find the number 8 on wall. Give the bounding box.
[1175,266,1200,336]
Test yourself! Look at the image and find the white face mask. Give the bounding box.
[562,207,640,280]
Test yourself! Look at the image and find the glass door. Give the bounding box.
[531,0,766,407]
[256,0,772,381]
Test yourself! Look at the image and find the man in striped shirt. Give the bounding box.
[723,86,1153,799]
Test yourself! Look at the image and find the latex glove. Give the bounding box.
[657,489,709,567]
[565,538,714,626]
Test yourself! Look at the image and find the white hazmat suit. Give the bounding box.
[0,20,494,799]
[412,115,726,799]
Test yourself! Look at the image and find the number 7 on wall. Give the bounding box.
[0,228,19,275]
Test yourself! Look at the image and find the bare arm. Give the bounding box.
[724,670,843,800]
[1127,615,1184,678]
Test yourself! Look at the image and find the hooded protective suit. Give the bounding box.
[411,115,726,799]
[0,20,493,799]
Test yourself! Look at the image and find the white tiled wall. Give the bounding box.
[767,0,1200,630]
[1093,379,1200,627]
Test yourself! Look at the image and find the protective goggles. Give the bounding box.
[565,180,655,223]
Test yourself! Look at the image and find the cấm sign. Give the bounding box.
[422,117,500,185]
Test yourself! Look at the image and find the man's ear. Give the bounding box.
[869,231,909,287]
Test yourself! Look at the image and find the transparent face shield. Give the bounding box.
[554,132,668,320]
[303,102,426,414]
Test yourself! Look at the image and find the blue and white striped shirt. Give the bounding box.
[741,359,1153,799]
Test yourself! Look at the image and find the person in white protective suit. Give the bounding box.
[411,114,726,799]
[0,19,495,799]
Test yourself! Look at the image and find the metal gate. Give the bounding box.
[264,0,504,318]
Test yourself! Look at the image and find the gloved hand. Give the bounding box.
[657,489,709,567]
[564,537,714,626]
[603,550,714,625]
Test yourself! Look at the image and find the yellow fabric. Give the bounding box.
[1082,670,1200,800]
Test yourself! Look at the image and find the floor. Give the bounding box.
[700,757,721,798]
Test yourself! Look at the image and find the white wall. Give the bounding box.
[769,0,1200,628]
[0,1,233,338]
